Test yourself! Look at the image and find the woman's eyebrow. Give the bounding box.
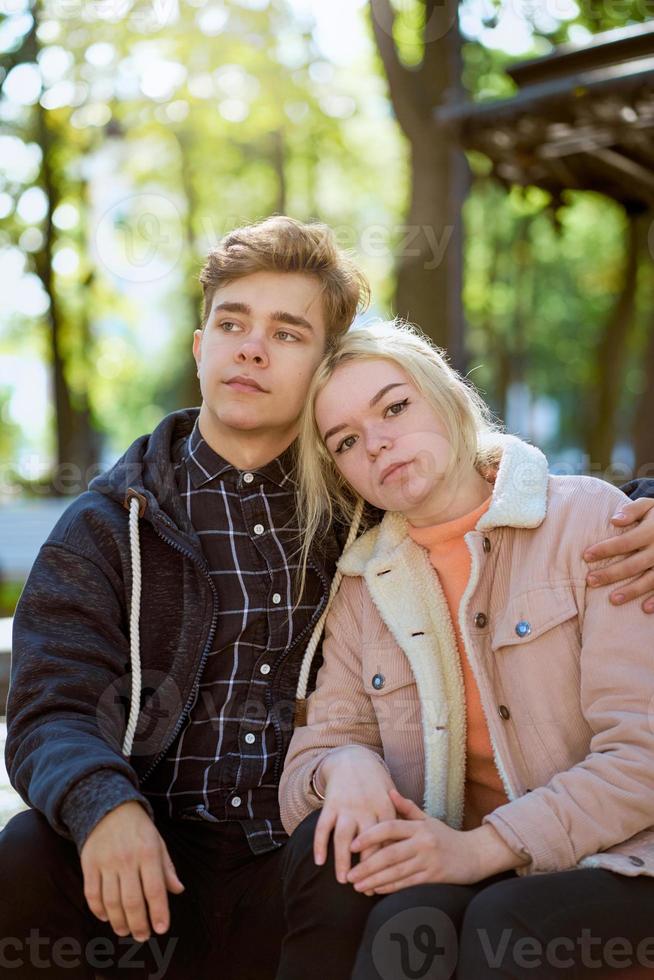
[323,383,408,443]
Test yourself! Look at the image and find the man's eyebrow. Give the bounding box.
[212,301,251,316]
[271,310,314,333]
[323,384,408,443]
[211,303,314,333]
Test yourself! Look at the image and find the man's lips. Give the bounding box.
[224,375,267,393]
[379,460,411,485]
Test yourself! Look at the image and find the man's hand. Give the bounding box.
[584,497,654,613]
[312,745,397,887]
[347,789,524,894]
[80,800,185,942]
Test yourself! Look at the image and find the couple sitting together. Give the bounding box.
[3,216,654,980]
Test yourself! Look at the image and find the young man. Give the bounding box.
[2,216,653,980]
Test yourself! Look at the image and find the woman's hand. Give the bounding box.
[313,745,398,886]
[584,497,654,613]
[347,789,525,894]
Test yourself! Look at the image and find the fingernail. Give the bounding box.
[645,601,654,614]
[588,575,599,587]
[155,922,166,934]
[612,512,626,521]
[612,593,625,604]
[584,550,596,561]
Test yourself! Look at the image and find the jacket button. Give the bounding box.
[515,620,532,638]
[372,673,385,690]
[629,855,645,867]
[483,537,491,553]
[498,705,511,721]
[474,612,488,628]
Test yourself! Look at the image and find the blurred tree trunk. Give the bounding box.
[27,9,97,489]
[369,0,467,362]
[586,215,643,472]
[633,297,654,479]
[174,129,203,410]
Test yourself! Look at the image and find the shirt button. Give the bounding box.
[253,523,265,536]
[272,593,281,605]
[260,663,271,675]
[498,705,511,721]
[515,621,532,638]
[483,537,491,553]
[231,796,242,807]
[474,612,488,628]
[243,472,254,484]
[244,733,256,745]
[629,855,645,867]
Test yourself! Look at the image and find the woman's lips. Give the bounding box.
[380,461,411,485]
[225,376,266,393]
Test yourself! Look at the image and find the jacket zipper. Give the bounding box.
[139,514,219,783]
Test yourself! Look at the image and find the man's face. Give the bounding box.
[194,271,328,449]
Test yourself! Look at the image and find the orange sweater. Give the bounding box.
[408,499,508,829]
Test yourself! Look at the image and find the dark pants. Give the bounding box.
[278,810,654,980]
[0,808,286,979]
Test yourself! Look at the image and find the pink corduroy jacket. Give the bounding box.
[280,436,654,877]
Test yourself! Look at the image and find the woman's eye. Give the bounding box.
[385,398,409,417]
[335,435,357,455]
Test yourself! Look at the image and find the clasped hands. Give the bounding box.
[313,747,523,898]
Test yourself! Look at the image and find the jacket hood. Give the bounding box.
[339,433,549,577]
[89,408,199,533]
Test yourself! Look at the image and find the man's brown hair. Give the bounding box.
[199,215,370,337]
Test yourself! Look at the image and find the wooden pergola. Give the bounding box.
[441,22,654,213]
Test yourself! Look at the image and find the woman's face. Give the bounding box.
[314,358,455,517]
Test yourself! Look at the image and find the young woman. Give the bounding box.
[277,321,654,980]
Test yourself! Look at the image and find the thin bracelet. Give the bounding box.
[310,763,326,801]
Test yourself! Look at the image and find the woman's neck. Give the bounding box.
[405,466,492,529]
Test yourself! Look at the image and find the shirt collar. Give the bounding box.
[183,420,297,490]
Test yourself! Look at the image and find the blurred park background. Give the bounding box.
[0,0,654,623]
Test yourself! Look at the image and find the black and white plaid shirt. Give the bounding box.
[144,420,322,853]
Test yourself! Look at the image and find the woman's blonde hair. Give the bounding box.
[296,319,502,580]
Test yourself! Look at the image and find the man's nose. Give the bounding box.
[236,337,268,366]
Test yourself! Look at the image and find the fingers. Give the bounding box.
[611,498,654,525]
[372,871,426,895]
[161,842,185,896]
[351,855,421,893]
[82,863,108,925]
[119,869,152,943]
[588,551,652,588]
[141,850,174,936]
[333,816,358,883]
[348,840,412,886]
[313,808,336,867]
[351,819,412,852]
[608,571,654,613]
[389,789,425,820]
[101,872,130,938]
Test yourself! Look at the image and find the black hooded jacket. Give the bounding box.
[7,410,341,850]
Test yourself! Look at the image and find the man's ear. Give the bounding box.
[193,329,203,373]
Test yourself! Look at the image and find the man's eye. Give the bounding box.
[385,399,409,417]
[276,330,300,342]
[335,435,357,454]
[220,320,240,332]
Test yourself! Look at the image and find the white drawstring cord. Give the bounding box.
[295,497,365,716]
[123,496,143,757]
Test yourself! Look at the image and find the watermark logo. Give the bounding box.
[94,192,184,284]
[97,669,183,757]
[371,906,457,980]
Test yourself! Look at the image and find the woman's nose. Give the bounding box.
[365,431,390,458]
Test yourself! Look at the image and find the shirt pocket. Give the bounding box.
[361,648,422,742]
[490,587,579,652]
[489,586,586,744]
